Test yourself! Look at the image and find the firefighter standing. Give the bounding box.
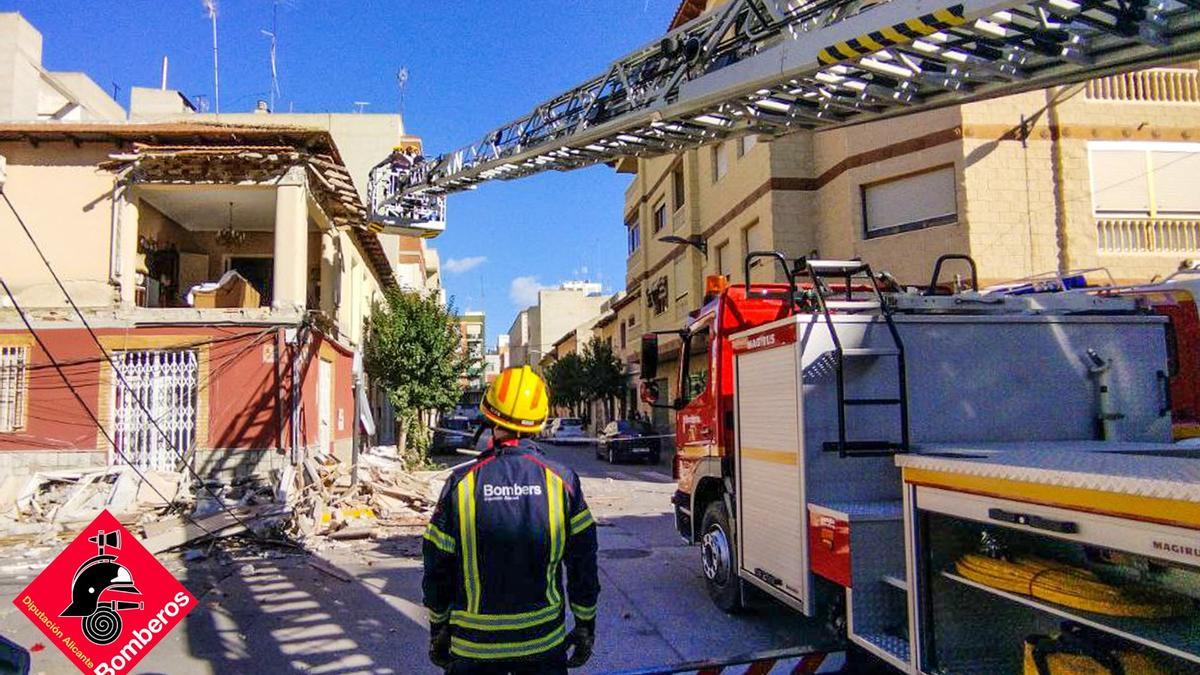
[423,366,600,674]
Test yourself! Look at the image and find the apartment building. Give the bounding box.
[615,0,1200,422]
[505,282,610,367]
[456,312,486,405]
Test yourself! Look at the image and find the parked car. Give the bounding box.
[431,416,475,454]
[543,417,589,445]
[597,420,661,464]
[536,418,561,442]
[474,427,493,453]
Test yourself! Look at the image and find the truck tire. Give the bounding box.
[700,501,742,612]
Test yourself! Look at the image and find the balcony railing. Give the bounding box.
[1085,68,1200,103]
[1096,218,1200,253]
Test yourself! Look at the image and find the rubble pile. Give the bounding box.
[288,451,438,547]
[0,466,187,532]
[0,449,439,561]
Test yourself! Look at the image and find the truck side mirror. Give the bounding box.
[641,334,659,380]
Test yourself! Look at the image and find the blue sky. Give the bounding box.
[9,0,679,346]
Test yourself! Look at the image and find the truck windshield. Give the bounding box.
[679,325,711,406]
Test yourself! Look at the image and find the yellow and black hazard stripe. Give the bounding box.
[817,4,966,66]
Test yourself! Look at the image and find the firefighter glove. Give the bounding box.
[565,621,595,668]
[429,621,452,669]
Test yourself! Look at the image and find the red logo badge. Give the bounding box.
[11,510,196,674]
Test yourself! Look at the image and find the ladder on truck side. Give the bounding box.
[805,259,910,457]
[369,0,1200,231]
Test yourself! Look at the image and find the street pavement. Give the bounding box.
[0,441,823,674]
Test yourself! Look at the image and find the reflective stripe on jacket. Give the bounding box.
[422,439,600,661]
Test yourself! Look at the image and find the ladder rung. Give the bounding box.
[841,347,899,357]
[806,260,868,274]
[844,398,902,406]
[825,300,880,311]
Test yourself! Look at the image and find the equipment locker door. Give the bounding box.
[735,340,810,614]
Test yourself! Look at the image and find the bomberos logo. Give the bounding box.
[12,510,196,674]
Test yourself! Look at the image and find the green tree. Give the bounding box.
[581,338,625,421]
[545,352,587,417]
[364,290,474,462]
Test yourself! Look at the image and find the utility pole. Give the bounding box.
[204,0,220,113]
[262,0,280,112]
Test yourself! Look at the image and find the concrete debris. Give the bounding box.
[0,446,436,568]
[287,449,436,544]
[141,504,290,554]
[1,466,187,533]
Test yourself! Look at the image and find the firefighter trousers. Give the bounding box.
[445,646,567,675]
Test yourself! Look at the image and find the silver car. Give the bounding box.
[544,417,589,445]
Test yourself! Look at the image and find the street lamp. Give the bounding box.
[659,234,707,257]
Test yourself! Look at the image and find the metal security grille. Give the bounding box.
[0,346,29,433]
[113,349,198,471]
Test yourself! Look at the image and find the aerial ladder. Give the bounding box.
[367,0,1200,235]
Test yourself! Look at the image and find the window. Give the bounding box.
[737,134,757,158]
[649,275,669,315]
[712,142,729,182]
[680,325,711,406]
[742,221,768,282]
[715,241,731,278]
[653,202,667,233]
[673,257,689,301]
[862,165,958,238]
[1089,142,1200,218]
[620,321,627,350]
[627,218,641,255]
[0,346,29,433]
[672,166,686,211]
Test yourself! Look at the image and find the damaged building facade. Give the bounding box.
[0,122,399,479]
[0,12,444,486]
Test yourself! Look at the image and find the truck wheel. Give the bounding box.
[700,501,742,612]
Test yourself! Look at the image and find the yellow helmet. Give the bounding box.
[481,365,549,434]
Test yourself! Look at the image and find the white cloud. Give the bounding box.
[509,276,549,307]
[444,256,487,274]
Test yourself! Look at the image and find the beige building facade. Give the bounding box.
[506,282,610,368]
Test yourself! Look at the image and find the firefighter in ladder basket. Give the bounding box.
[423,365,600,673]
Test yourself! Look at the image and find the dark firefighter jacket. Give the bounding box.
[422,438,600,662]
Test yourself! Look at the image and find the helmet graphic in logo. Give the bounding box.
[59,530,143,645]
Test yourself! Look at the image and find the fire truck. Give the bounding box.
[641,256,1200,672]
